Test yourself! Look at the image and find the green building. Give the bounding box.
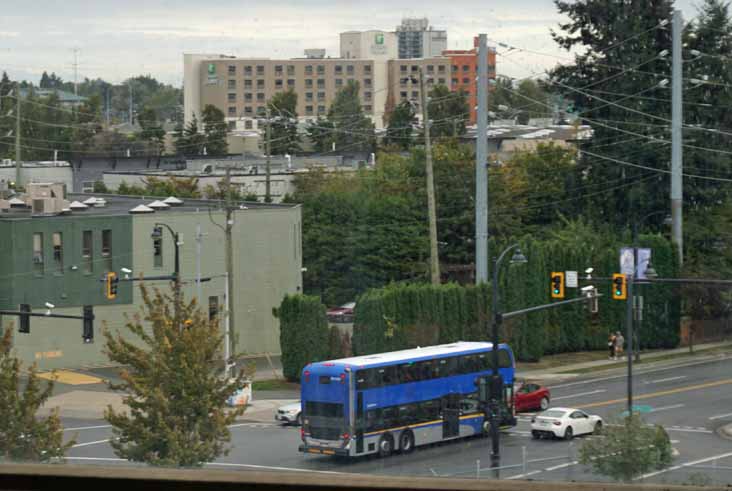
[0,190,302,370]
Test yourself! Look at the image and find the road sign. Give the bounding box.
[565,270,578,288]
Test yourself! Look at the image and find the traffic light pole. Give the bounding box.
[626,274,634,415]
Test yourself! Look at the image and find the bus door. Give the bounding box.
[356,391,364,453]
[442,393,460,438]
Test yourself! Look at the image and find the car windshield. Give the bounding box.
[3,1,727,489]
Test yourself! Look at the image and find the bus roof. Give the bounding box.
[313,341,509,369]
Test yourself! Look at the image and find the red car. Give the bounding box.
[514,382,551,412]
[326,302,356,323]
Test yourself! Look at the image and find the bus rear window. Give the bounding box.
[305,401,344,418]
[319,376,331,384]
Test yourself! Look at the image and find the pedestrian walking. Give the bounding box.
[615,331,625,359]
[608,333,617,360]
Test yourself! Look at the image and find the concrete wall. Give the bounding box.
[184,53,221,126]
[0,205,301,369]
[0,165,73,190]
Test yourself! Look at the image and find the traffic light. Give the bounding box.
[83,305,94,343]
[18,304,30,333]
[612,273,627,300]
[550,272,565,299]
[106,272,118,300]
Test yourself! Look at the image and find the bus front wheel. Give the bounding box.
[378,434,394,457]
[482,420,491,437]
[399,430,415,454]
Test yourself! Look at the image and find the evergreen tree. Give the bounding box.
[266,89,301,155]
[426,85,469,138]
[201,104,228,155]
[0,329,75,462]
[137,106,166,156]
[104,284,252,467]
[384,100,416,150]
[306,117,335,153]
[178,114,205,156]
[326,80,375,153]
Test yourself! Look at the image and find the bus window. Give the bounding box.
[305,401,344,418]
[382,407,397,428]
[398,404,417,425]
[381,366,397,386]
[416,360,432,381]
[499,350,512,368]
[366,408,383,432]
[356,369,368,390]
[398,363,416,383]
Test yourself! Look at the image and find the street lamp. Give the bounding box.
[489,243,527,477]
[151,223,181,291]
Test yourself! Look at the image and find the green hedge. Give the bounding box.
[274,294,330,381]
[352,235,680,361]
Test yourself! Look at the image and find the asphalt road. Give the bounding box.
[61,355,732,486]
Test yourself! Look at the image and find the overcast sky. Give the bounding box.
[0,0,701,86]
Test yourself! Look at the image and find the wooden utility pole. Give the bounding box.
[265,107,272,203]
[15,83,21,186]
[419,68,440,284]
[224,167,236,358]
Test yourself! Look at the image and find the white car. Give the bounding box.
[530,407,602,440]
[275,401,302,425]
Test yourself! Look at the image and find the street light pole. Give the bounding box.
[489,243,526,478]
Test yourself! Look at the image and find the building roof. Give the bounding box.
[466,124,593,142]
[0,193,297,220]
[19,88,88,104]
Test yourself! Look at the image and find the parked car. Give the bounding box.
[326,301,356,323]
[514,382,551,412]
[530,407,603,440]
[275,401,302,425]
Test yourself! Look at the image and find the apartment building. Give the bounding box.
[443,44,497,124]
[387,57,453,113]
[396,18,447,59]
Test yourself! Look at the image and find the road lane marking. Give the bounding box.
[206,462,346,474]
[506,470,542,480]
[667,427,712,434]
[649,404,684,412]
[637,450,732,480]
[71,438,110,448]
[577,378,732,409]
[709,412,732,420]
[63,424,112,432]
[228,422,277,429]
[552,389,605,401]
[545,461,579,472]
[645,376,686,384]
[66,457,123,462]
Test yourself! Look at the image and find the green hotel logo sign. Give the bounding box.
[375,33,384,45]
[208,63,216,75]
[206,63,219,85]
[372,32,387,55]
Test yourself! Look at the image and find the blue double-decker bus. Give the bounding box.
[299,341,516,458]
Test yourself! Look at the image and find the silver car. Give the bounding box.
[275,401,302,425]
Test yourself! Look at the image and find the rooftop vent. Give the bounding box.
[93,198,107,207]
[83,197,98,205]
[8,197,26,207]
[129,204,154,214]
[148,200,170,210]
[69,201,89,210]
[163,196,184,206]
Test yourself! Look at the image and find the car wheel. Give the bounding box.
[295,413,302,426]
[399,430,415,454]
[564,426,574,440]
[378,433,394,458]
[594,421,602,435]
[539,397,549,410]
[531,430,540,439]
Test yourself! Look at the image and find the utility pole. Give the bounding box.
[195,224,208,303]
[265,106,272,203]
[224,167,236,363]
[106,86,111,128]
[128,82,133,124]
[15,83,21,187]
[476,33,489,284]
[671,9,683,265]
[419,67,440,285]
[72,48,80,96]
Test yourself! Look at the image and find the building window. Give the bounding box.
[306,92,313,101]
[274,65,283,75]
[153,233,163,268]
[257,93,265,101]
[244,79,252,89]
[245,120,253,129]
[305,65,313,75]
[228,106,236,116]
[427,65,434,73]
[364,78,372,88]
[463,65,470,72]
[228,65,236,75]
[227,93,236,102]
[33,232,44,275]
[452,65,458,73]
[463,77,470,84]
[412,91,419,99]
[335,78,343,87]
[305,105,313,115]
[257,106,266,116]
[400,91,408,99]
[208,296,219,321]
[452,78,459,85]
[102,229,112,271]
[82,230,93,273]
[305,79,313,88]
[228,120,236,130]
[400,65,407,73]
[287,65,295,75]
[317,79,325,88]
[257,79,265,89]
[364,65,371,74]
[81,181,94,193]
[244,66,252,75]
[363,105,372,112]
[287,79,295,87]
[227,79,236,89]
[427,78,434,85]
[364,91,372,100]
[437,65,446,73]
[438,78,446,84]
[256,65,264,75]
[335,65,343,74]
[245,93,253,101]
[317,91,325,100]
[346,65,354,75]
[275,79,283,88]
[317,105,326,114]
[244,106,253,114]
[411,65,418,72]
[317,65,325,74]
[52,232,63,274]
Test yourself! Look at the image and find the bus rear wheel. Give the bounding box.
[399,430,415,454]
[378,434,394,457]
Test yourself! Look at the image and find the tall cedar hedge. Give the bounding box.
[351,236,680,361]
[275,294,330,381]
